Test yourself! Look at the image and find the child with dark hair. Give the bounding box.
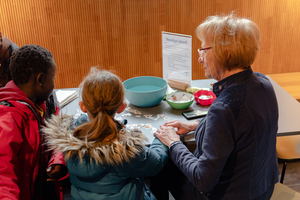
[0,33,60,119]
[0,44,68,200]
[43,67,169,200]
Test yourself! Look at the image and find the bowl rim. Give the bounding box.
[166,92,195,104]
[193,90,216,105]
[123,76,168,93]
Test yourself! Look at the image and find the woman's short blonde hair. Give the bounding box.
[195,13,260,71]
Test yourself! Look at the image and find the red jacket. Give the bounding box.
[0,81,65,200]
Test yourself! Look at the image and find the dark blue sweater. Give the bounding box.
[171,67,279,199]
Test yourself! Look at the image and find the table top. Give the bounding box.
[267,75,300,136]
[268,72,300,101]
[59,76,300,145]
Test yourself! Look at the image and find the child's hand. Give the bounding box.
[46,164,68,181]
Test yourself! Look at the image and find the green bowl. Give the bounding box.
[166,92,194,110]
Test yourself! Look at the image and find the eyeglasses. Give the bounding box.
[197,47,212,59]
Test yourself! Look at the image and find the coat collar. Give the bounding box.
[43,114,148,166]
[213,67,253,97]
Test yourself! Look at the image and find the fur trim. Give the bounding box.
[42,114,147,166]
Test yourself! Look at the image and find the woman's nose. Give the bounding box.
[198,57,204,64]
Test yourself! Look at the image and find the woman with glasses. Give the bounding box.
[151,13,279,200]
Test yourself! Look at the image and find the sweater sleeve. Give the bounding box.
[0,111,24,200]
[170,101,235,193]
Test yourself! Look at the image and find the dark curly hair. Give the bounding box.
[9,44,54,85]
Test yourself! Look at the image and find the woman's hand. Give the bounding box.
[154,126,180,147]
[162,120,199,135]
[46,164,68,181]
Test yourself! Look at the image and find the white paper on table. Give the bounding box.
[162,31,192,87]
[55,90,78,108]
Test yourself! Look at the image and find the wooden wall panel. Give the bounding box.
[1,0,300,88]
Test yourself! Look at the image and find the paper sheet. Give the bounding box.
[162,31,192,87]
[55,90,77,108]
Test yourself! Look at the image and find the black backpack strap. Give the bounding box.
[17,101,41,128]
[0,100,14,107]
[0,100,41,128]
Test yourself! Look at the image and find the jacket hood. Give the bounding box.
[43,114,148,166]
[0,80,41,111]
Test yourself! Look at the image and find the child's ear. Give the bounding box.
[79,101,88,113]
[117,101,127,114]
[36,73,44,88]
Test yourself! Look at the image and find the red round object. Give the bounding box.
[193,90,216,106]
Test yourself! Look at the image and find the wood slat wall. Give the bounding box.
[1,0,300,88]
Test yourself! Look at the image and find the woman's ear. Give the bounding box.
[117,101,127,114]
[79,101,88,113]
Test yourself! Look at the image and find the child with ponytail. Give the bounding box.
[43,67,168,200]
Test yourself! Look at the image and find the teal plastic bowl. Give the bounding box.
[123,76,167,107]
[166,92,194,110]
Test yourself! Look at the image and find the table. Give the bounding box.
[59,76,300,145]
[267,76,300,137]
[268,72,300,102]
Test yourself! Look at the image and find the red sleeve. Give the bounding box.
[48,151,69,180]
[0,111,23,199]
[48,151,66,166]
[47,104,68,181]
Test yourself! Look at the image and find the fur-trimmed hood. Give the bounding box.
[42,114,147,166]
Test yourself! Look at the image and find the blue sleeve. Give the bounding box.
[170,102,235,193]
[121,137,169,177]
[75,114,89,127]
